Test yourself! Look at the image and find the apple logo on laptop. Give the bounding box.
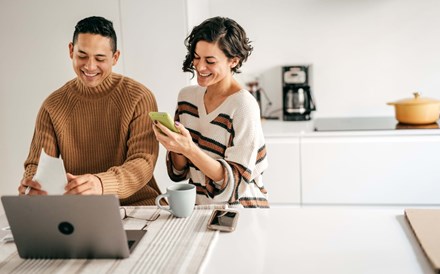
[58,222,74,235]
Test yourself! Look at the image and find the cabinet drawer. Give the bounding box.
[301,135,440,205]
[264,138,301,204]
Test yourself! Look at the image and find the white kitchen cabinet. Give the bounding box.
[264,137,301,205]
[301,134,440,205]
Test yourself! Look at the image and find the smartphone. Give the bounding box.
[207,209,239,232]
[149,112,180,133]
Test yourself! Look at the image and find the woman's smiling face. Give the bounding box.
[192,41,237,88]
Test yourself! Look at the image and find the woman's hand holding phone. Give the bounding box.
[150,112,191,155]
[151,112,225,183]
[149,112,180,133]
[150,112,200,172]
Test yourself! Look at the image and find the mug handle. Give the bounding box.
[155,193,173,214]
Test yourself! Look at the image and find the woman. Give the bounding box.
[153,16,268,208]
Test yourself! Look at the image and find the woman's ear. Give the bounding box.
[230,57,239,69]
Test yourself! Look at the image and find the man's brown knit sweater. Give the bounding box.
[23,73,161,205]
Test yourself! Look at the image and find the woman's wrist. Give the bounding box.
[183,141,198,162]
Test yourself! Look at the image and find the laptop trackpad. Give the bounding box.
[126,230,147,252]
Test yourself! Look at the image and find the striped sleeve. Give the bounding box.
[166,151,189,182]
[221,94,269,207]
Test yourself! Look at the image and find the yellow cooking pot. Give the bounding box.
[387,92,440,125]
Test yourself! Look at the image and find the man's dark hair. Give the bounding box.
[183,16,253,77]
[72,16,117,53]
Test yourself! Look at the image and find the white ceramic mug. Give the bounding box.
[155,184,196,218]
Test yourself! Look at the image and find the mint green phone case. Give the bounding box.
[149,112,180,133]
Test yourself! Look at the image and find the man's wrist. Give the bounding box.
[93,174,104,195]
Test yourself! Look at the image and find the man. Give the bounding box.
[18,16,161,205]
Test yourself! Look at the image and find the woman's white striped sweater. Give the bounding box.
[166,85,269,208]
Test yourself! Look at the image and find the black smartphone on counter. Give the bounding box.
[207,209,239,232]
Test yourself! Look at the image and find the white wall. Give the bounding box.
[207,0,440,118]
[2,0,440,197]
[119,0,190,192]
[120,0,189,114]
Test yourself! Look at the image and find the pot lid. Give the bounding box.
[387,92,440,106]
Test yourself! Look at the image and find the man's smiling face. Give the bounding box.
[69,33,119,88]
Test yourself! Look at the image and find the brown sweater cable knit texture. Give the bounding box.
[23,73,161,205]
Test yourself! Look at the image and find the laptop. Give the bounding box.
[1,195,146,259]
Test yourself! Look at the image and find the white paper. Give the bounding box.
[32,148,67,195]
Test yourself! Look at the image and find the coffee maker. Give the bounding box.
[282,65,316,121]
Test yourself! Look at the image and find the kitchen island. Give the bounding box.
[206,206,437,274]
[0,206,437,274]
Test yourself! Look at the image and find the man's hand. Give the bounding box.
[18,178,47,195]
[64,173,103,195]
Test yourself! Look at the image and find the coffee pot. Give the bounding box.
[282,66,316,121]
[283,85,315,120]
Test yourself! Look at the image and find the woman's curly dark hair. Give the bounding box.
[182,16,253,77]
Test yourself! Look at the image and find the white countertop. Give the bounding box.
[261,119,440,137]
[262,119,314,137]
[205,206,436,274]
[0,205,437,273]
